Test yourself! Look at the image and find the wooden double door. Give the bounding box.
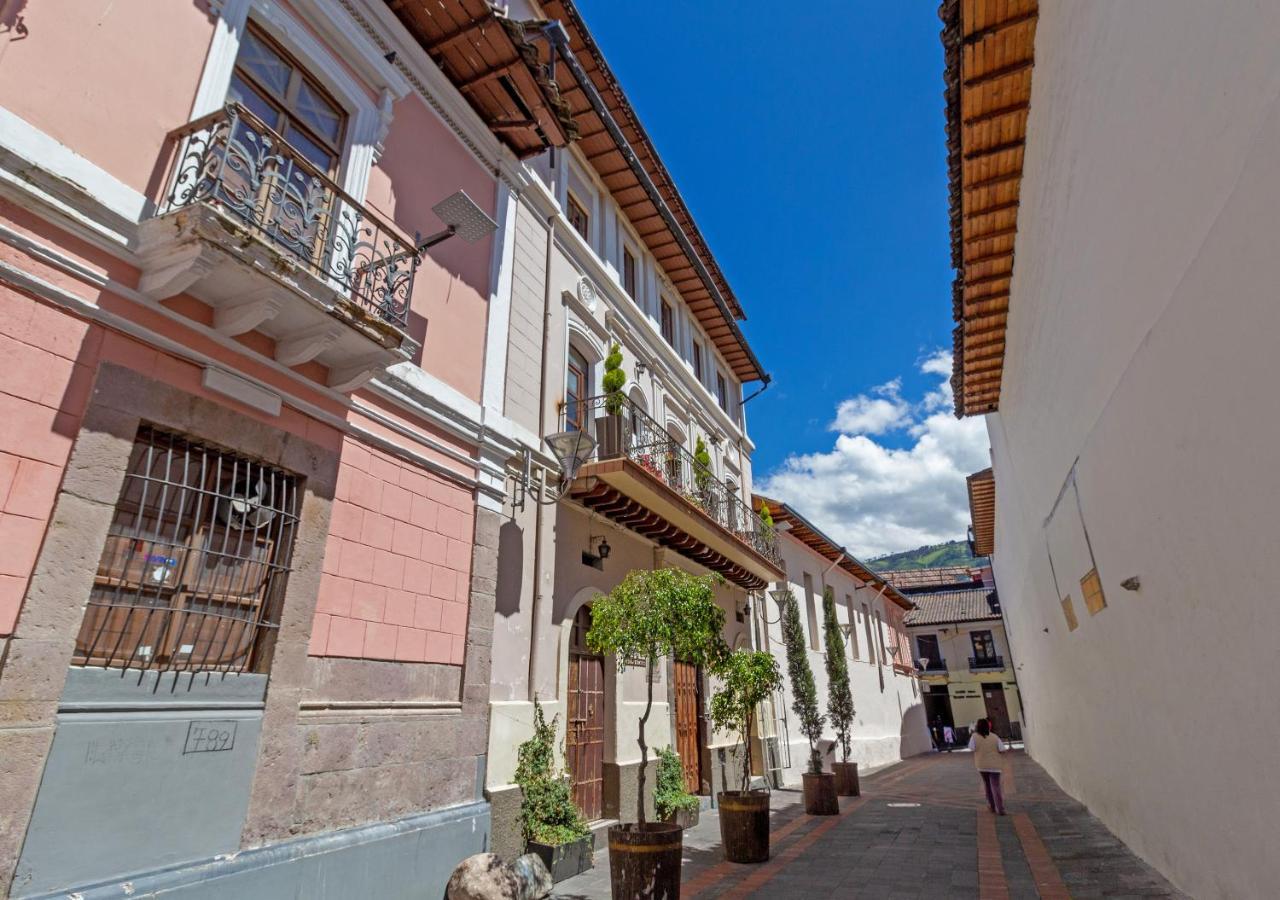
[982,683,1012,739]
[567,605,605,820]
[672,660,704,794]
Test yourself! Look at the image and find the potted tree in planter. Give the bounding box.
[692,437,720,519]
[777,588,837,815]
[586,567,728,900]
[821,586,859,797]
[596,342,627,458]
[654,746,700,830]
[708,648,783,863]
[516,700,594,882]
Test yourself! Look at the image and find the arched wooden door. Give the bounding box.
[673,660,703,794]
[567,605,605,820]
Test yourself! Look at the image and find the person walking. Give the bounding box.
[968,718,1007,814]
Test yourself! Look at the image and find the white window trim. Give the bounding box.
[194,0,410,203]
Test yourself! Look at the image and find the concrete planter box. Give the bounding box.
[527,835,594,883]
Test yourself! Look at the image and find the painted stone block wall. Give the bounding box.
[0,288,90,636]
[311,439,474,665]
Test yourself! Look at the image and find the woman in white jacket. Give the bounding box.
[968,718,1007,814]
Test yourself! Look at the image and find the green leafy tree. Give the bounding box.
[777,588,825,774]
[821,586,856,763]
[603,341,626,414]
[709,649,783,792]
[758,500,774,531]
[514,699,590,846]
[587,568,728,823]
[653,746,699,820]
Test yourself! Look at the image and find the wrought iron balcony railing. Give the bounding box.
[563,394,781,566]
[156,103,419,328]
[969,655,1005,671]
[916,658,949,673]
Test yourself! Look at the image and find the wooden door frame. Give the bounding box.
[567,604,605,821]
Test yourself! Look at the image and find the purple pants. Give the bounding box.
[980,771,1005,814]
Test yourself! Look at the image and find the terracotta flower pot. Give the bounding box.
[608,822,683,899]
[717,790,770,863]
[802,771,839,816]
[832,761,860,797]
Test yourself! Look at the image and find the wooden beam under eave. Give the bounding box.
[963,10,1039,46]
[422,17,491,54]
[966,199,1021,219]
[457,61,515,92]
[963,139,1026,162]
[964,247,1015,266]
[963,271,1013,289]
[963,101,1031,127]
[963,58,1034,89]
[964,225,1019,245]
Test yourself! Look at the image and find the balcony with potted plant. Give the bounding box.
[557,393,783,592]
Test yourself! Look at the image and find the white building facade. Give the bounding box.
[944,3,1280,897]
[752,497,931,785]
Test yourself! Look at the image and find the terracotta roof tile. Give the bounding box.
[903,588,1002,626]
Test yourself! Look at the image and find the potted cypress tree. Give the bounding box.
[777,588,837,815]
[586,568,728,900]
[596,342,627,457]
[821,586,860,797]
[654,746,700,830]
[517,700,594,882]
[692,436,717,515]
[708,648,783,863]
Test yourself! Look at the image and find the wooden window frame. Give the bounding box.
[660,299,675,346]
[232,23,348,175]
[566,347,590,432]
[623,247,637,299]
[567,192,591,243]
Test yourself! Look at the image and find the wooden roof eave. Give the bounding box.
[753,494,914,611]
[941,0,1039,418]
[386,3,578,159]
[541,1,769,385]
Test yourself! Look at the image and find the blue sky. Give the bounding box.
[575,1,988,556]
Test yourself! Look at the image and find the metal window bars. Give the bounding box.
[156,102,419,328]
[72,427,301,675]
[562,394,781,566]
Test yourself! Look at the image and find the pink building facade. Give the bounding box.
[0,1,554,895]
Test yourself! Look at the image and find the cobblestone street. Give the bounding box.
[555,751,1182,899]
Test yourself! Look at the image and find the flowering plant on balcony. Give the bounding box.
[635,452,665,481]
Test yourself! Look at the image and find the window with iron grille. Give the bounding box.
[72,426,302,674]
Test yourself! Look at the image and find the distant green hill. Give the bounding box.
[868,540,987,572]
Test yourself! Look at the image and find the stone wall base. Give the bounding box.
[487,784,524,861]
[15,801,490,900]
[604,760,657,823]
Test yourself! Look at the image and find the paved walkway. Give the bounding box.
[554,751,1183,898]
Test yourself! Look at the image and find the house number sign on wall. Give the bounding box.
[183,721,237,754]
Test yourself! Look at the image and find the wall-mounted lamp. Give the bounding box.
[634,359,649,378]
[545,428,596,485]
[582,535,611,570]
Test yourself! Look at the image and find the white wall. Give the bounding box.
[758,534,929,786]
[988,4,1280,897]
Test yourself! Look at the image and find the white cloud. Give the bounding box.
[758,351,990,559]
[829,379,909,435]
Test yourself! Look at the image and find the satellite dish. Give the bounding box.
[219,476,276,530]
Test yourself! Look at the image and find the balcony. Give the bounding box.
[916,658,949,674]
[969,655,1005,672]
[562,395,783,590]
[136,103,421,391]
